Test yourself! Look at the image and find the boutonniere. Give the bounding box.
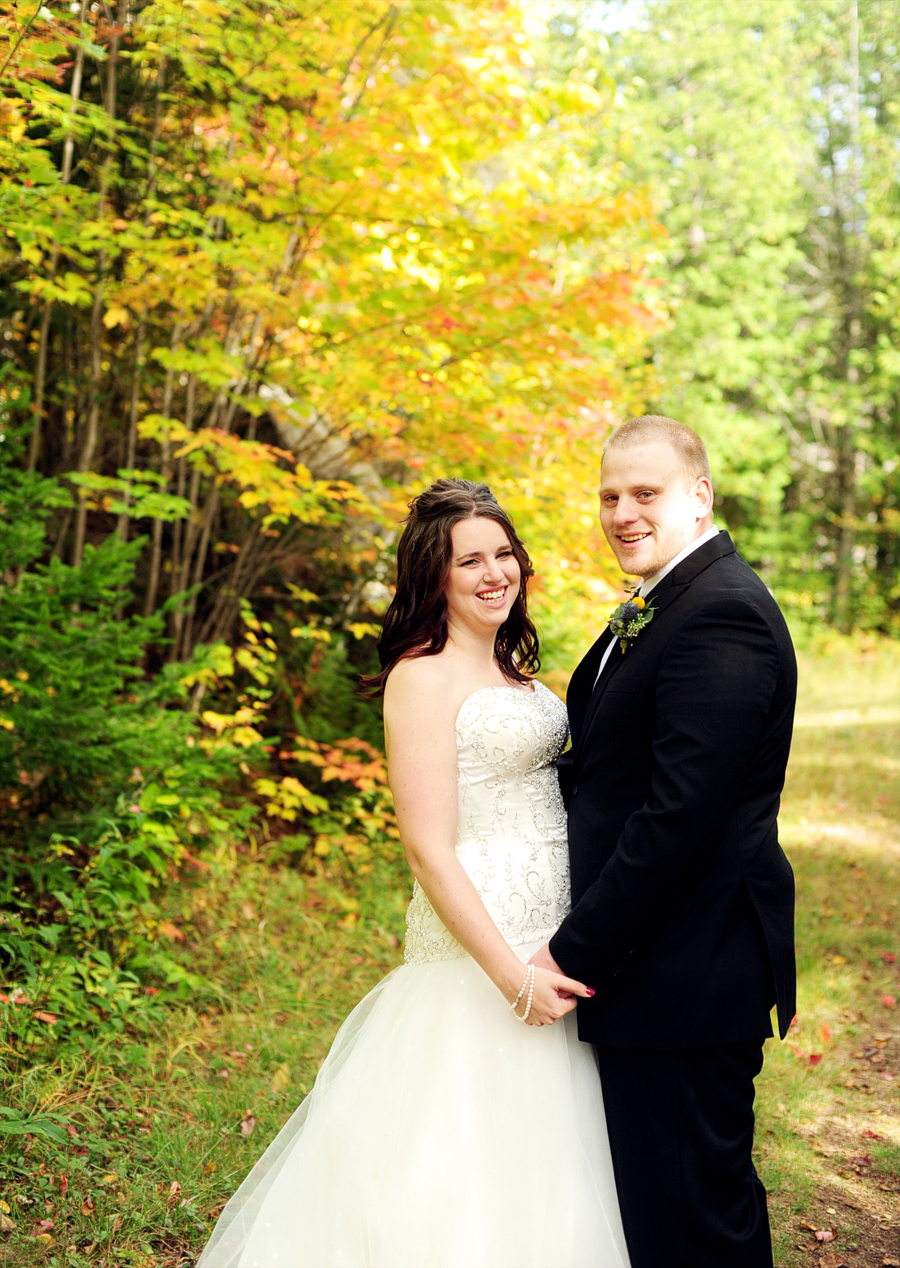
[608,592,655,654]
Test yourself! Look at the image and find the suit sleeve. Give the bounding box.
[549,597,780,989]
[554,749,575,808]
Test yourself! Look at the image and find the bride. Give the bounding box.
[196,479,629,1268]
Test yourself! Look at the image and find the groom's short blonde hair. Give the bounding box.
[603,415,711,483]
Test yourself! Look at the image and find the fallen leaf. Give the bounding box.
[882,1258,900,1267]
[33,1011,58,1024]
[270,1063,289,1093]
[0,1214,13,1231]
[819,1021,833,1043]
[820,1256,848,1268]
[80,1196,95,1215]
[809,1052,823,1065]
[239,1112,256,1137]
[861,1129,886,1140]
[881,994,896,1008]
[98,1173,118,1186]
[166,1180,182,1207]
[815,1227,836,1242]
[158,921,185,942]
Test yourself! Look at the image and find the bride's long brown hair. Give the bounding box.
[361,479,540,698]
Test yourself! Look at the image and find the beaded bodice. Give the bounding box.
[403,682,571,965]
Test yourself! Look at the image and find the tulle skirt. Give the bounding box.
[196,940,629,1268]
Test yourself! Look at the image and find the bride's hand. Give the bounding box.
[512,967,595,1027]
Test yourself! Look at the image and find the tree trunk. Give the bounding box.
[26,0,88,473]
[832,0,861,633]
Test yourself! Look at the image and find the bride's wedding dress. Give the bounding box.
[197,683,629,1268]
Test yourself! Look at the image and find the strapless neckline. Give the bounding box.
[454,680,543,728]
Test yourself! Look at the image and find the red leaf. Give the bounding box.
[880,994,896,1008]
[158,921,185,942]
[861,1129,886,1141]
[33,1011,57,1024]
[809,1053,823,1065]
[819,1022,833,1043]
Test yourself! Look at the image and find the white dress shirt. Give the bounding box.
[593,526,720,687]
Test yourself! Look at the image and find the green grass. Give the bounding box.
[757,639,900,1267]
[1,638,898,1266]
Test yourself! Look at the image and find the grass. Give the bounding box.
[758,639,900,1267]
[1,638,898,1267]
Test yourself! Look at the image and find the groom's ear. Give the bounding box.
[692,475,714,520]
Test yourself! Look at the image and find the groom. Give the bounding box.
[532,415,796,1268]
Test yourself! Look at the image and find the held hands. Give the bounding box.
[508,962,595,1028]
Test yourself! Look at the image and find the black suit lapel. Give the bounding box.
[574,533,738,754]
[566,630,613,751]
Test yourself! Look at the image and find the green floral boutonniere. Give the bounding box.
[608,593,655,654]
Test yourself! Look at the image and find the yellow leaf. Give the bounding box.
[102,304,129,329]
[270,1063,290,1093]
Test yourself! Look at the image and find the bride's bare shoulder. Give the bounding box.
[384,653,455,707]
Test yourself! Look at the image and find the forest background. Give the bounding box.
[0,0,897,1264]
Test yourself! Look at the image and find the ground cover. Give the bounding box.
[1,639,897,1267]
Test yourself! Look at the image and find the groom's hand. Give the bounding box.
[528,942,564,978]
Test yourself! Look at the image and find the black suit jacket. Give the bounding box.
[549,533,797,1049]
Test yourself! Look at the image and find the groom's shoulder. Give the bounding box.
[688,548,793,643]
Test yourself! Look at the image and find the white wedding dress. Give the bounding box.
[197,683,629,1268]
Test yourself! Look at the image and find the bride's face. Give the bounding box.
[444,516,521,635]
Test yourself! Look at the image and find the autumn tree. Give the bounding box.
[0,0,658,670]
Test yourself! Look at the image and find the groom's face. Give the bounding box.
[599,440,713,579]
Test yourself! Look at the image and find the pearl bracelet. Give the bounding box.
[509,964,531,1012]
[512,964,535,1023]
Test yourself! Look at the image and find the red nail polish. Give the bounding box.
[586,989,596,997]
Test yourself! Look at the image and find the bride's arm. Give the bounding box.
[383,657,592,1025]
